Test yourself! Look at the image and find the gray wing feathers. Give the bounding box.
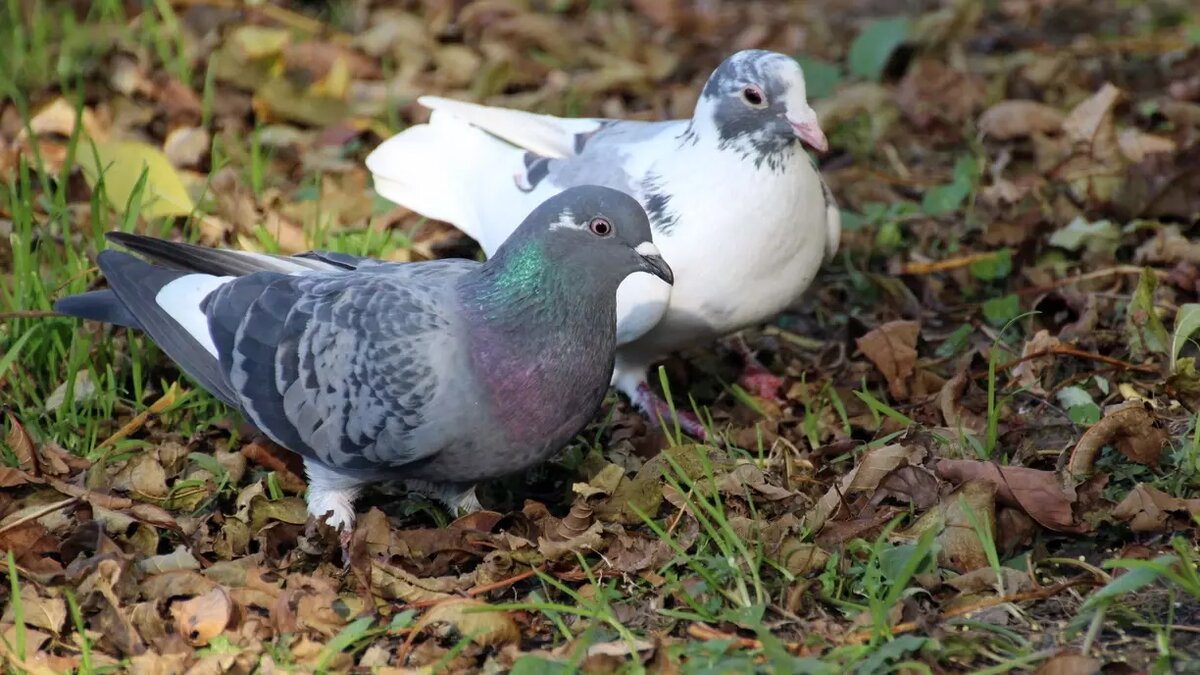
[106,232,363,276]
[206,263,474,470]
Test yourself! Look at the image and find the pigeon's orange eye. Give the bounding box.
[741,85,766,108]
[588,217,612,236]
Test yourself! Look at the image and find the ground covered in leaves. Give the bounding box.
[2,0,1200,672]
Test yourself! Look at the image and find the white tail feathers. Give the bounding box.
[418,96,582,160]
[367,98,610,253]
[366,114,483,237]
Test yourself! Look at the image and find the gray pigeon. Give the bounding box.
[366,49,841,439]
[54,186,672,541]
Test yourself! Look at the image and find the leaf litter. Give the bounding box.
[2,0,1200,671]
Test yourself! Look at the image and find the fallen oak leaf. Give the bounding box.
[934,458,1084,532]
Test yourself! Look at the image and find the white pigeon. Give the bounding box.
[366,49,840,438]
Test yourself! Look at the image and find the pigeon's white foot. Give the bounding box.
[446,484,483,515]
[304,460,363,533]
[730,335,785,401]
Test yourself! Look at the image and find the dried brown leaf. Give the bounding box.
[1112,483,1200,533]
[418,598,520,647]
[872,465,940,510]
[137,545,201,574]
[1009,329,1062,395]
[896,480,996,572]
[170,586,232,646]
[1062,83,1123,145]
[1068,402,1166,477]
[1034,653,1101,675]
[2,587,66,634]
[5,413,37,473]
[805,443,927,531]
[896,58,984,129]
[945,566,1032,595]
[935,458,1082,532]
[978,100,1064,140]
[938,370,988,435]
[856,320,920,400]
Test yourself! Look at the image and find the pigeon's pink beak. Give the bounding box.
[788,117,829,154]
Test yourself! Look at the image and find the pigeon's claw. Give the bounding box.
[731,337,785,402]
[632,383,708,440]
[737,363,786,402]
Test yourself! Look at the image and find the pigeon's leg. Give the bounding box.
[632,383,708,439]
[304,460,363,561]
[730,334,785,401]
[399,479,484,516]
[613,355,707,440]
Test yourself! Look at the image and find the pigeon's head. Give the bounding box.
[695,49,828,158]
[499,185,673,288]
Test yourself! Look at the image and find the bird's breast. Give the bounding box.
[638,149,831,346]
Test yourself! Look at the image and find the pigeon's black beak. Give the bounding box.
[635,242,674,285]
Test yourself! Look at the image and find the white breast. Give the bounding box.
[633,145,830,354]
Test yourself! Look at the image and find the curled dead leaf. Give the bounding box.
[1067,402,1166,478]
[170,586,232,645]
[5,412,37,473]
[978,100,1064,140]
[551,502,595,542]
[1009,329,1062,395]
[938,370,987,435]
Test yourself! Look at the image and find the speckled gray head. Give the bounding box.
[694,50,828,163]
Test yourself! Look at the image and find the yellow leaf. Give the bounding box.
[418,599,520,647]
[230,25,291,60]
[79,141,196,219]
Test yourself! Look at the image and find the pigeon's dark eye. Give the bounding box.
[741,85,766,108]
[588,217,612,237]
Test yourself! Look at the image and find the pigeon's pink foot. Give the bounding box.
[737,362,786,401]
[731,337,785,402]
[633,383,708,440]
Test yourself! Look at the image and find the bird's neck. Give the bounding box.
[461,239,616,341]
[459,241,618,447]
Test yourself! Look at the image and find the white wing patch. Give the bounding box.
[155,274,235,357]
